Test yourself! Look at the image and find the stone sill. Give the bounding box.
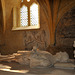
[12,26,40,31]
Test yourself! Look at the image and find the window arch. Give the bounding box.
[12,0,40,30]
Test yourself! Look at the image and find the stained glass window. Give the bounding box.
[30,3,39,26]
[20,5,28,27]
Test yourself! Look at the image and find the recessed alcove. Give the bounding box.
[55,7,75,58]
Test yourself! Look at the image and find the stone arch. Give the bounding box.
[55,7,75,58]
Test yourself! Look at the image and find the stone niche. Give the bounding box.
[55,7,75,58]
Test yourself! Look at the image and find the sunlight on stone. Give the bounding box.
[0,69,29,73]
[0,64,11,69]
[27,0,30,2]
[0,64,29,73]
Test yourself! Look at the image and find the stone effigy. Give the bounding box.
[14,46,55,68]
[0,46,70,68]
[30,50,54,68]
[14,49,69,68]
[15,51,31,65]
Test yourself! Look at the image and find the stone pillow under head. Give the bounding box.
[54,62,75,69]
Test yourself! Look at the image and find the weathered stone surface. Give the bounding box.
[54,52,69,62]
[30,51,54,68]
[24,30,49,51]
[14,51,70,68]
[54,62,75,69]
[56,7,75,59]
[15,51,31,65]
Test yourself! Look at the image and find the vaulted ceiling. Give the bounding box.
[36,0,75,44]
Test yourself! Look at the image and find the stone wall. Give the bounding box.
[0,0,50,54]
[47,7,75,59]
[23,7,50,50]
[55,7,75,58]
[24,30,48,50]
[0,0,75,58]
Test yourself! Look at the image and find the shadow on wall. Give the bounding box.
[47,7,75,59]
[55,7,75,58]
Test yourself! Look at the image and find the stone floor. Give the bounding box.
[0,61,75,75]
